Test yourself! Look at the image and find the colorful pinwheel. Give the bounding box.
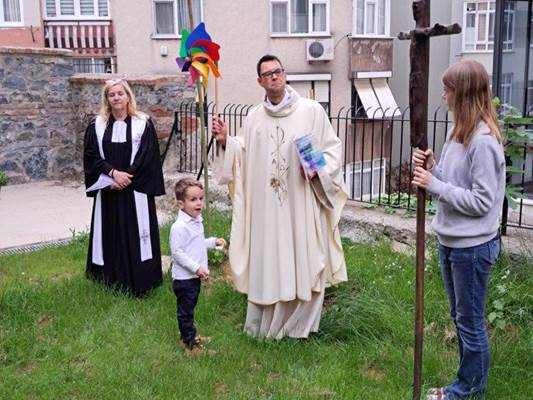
[175,21,221,235]
[176,22,221,90]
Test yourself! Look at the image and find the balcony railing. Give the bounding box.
[44,20,114,56]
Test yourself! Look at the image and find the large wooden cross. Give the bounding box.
[398,2,461,399]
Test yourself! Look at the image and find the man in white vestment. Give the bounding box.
[212,55,348,339]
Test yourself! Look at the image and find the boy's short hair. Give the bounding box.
[174,177,203,201]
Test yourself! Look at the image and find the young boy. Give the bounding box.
[170,177,225,350]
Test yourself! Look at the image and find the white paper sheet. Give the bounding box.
[86,174,114,192]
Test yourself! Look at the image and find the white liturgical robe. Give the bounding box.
[216,86,348,339]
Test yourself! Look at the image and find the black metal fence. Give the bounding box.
[163,102,533,232]
[73,57,116,74]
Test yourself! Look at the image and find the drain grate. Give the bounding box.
[0,238,73,255]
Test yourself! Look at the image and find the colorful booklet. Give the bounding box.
[293,134,326,181]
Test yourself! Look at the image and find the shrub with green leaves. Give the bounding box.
[0,170,9,187]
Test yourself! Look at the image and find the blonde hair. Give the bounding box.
[99,78,147,123]
[174,177,203,201]
[442,60,503,145]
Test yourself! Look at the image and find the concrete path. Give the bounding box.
[0,181,92,250]
[1,179,531,261]
[0,180,171,251]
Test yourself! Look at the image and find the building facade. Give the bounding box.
[42,0,115,72]
[0,0,45,47]
[108,0,398,117]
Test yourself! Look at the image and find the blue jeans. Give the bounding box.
[439,237,500,400]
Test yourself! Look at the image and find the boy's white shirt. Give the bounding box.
[170,210,217,280]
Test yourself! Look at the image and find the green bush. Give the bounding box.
[0,170,8,187]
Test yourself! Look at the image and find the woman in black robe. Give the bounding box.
[83,78,165,296]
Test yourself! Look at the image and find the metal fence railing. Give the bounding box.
[162,102,533,233]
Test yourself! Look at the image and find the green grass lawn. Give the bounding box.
[1,211,531,399]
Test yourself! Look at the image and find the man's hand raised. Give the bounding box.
[212,116,227,148]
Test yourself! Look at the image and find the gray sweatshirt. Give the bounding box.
[427,121,506,248]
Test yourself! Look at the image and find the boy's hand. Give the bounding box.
[215,238,226,250]
[196,267,209,280]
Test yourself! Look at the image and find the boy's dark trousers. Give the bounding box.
[172,278,201,346]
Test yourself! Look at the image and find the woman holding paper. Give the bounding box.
[83,78,165,296]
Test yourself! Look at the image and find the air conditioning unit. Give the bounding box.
[305,38,334,62]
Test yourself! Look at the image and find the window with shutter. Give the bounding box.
[45,0,56,17]
[60,0,75,16]
[154,1,175,35]
[98,0,109,17]
[80,0,94,15]
[44,0,110,19]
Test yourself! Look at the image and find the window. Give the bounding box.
[463,1,514,52]
[270,0,329,36]
[73,57,114,73]
[344,159,386,200]
[502,1,514,51]
[353,0,389,37]
[153,0,202,37]
[287,74,331,114]
[527,80,533,116]
[1,0,22,26]
[45,0,109,19]
[352,78,400,119]
[500,73,513,105]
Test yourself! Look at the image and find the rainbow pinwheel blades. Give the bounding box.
[176,22,221,90]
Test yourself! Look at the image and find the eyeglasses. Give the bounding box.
[260,68,285,79]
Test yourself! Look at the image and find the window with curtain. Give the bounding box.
[291,0,308,33]
[354,0,388,36]
[500,72,513,105]
[154,0,175,34]
[177,0,202,32]
[1,0,22,24]
[152,0,202,37]
[271,0,328,35]
[45,0,110,18]
[312,2,327,32]
[463,1,513,52]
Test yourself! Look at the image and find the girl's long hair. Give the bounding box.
[443,60,503,145]
[99,78,147,123]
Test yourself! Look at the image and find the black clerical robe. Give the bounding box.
[83,114,165,296]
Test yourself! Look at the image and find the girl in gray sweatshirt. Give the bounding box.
[412,60,505,400]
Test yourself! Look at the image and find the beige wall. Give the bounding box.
[113,0,354,113]
[0,0,44,47]
[390,0,453,114]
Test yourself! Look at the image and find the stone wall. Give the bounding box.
[0,46,195,184]
[0,47,75,183]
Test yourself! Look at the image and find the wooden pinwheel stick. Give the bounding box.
[196,135,216,181]
[398,1,460,399]
[187,0,211,235]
